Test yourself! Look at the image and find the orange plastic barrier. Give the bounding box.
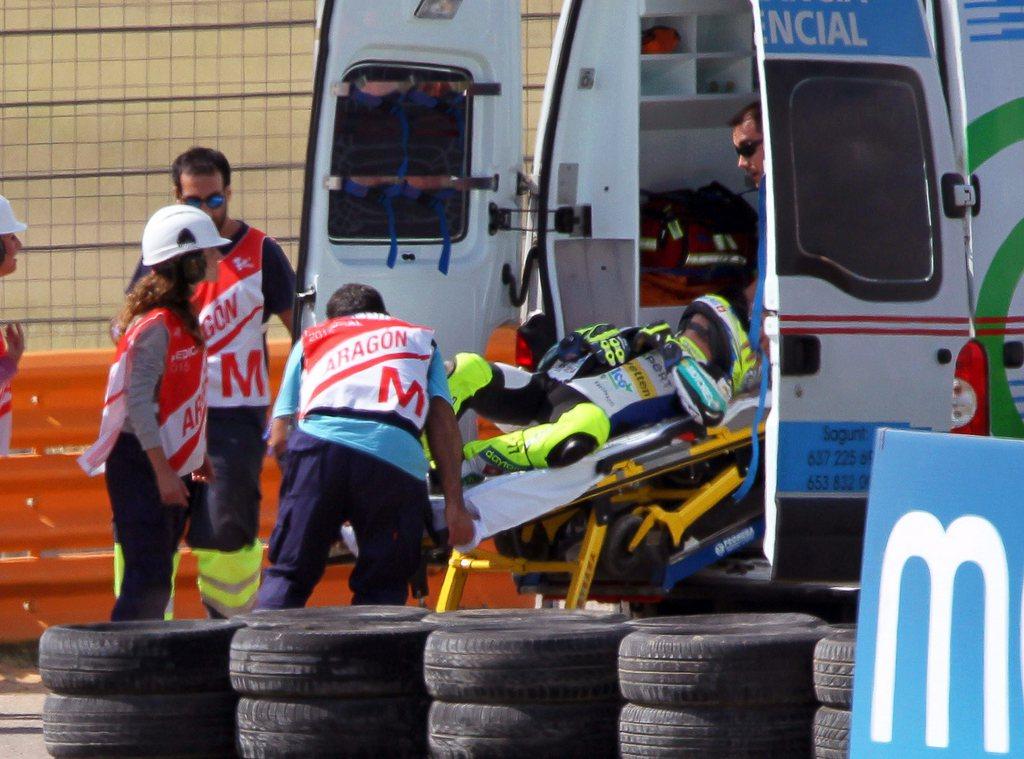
[0,339,529,642]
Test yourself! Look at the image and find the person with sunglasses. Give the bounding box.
[126,146,296,618]
[730,101,764,189]
[81,205,227,620]
[0,195,27,456]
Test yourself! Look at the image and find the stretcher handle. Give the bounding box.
[594,419,702,475]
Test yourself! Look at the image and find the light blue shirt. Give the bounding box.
[273,337,451,479]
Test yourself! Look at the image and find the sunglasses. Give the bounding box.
[182,193,226,210]
[735,139,763,159]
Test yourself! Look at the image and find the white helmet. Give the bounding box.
[0,195,27,235]
[141,205,230,266]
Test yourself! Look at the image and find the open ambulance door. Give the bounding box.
[297,0,522,357]
[531,0,641,336]
[757,0,972,582]
[940,0,1024,439]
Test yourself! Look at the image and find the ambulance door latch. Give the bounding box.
[553,206,592,237]
[941,173,980,218]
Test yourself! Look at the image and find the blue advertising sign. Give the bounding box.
[852,429,1024,757]
[759,0,931,58]
[776,421,911,494]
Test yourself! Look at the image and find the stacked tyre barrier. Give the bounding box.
[422,608,629,758]
[618,613,834,758]
[812,626,855,758]
[231,605,433,758]
[39,620,242,758]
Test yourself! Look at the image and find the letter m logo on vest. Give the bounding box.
[379,366,425,416]
[221,350,267,399]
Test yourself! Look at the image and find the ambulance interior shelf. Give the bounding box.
[640,4,754,130]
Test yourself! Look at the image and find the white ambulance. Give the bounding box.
[297,0,1024,584]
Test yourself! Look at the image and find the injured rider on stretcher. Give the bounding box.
[446,291,760,477]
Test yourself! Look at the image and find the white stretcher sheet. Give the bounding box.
[456,395,764,550]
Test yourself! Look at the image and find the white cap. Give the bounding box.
[141,205,231,266]
[0,195,27,235]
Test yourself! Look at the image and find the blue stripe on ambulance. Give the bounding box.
[759,0,930,57]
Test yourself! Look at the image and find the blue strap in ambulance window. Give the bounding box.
[348,85,384,110]
[430,189,456,275]
[405,89,438,109]
[381,183,404,268]
[733,179,768,503]
[341,178,370,198]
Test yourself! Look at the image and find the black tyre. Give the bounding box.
[237,604,429,629]
[492,525,552,561]
[429,700,620,758]
[422,607,628,627]
[237,696,428,758]
[626,611,827,631]
[619,702,815,758]
[231,619,430,698]
[425,623,627,702]
[814,628,856,708]
[39,620,242,695]
[598,514,670,582]
[813,706,851,758]
[619,614,831,706]
[43,692,236,757]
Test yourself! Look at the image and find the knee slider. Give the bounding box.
[546,434,598,467]
[533,402,611,468]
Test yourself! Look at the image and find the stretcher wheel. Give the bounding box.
[599,515,670,582]
[493,525,552,561]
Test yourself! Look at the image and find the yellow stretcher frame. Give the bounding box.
[436,422,763,611]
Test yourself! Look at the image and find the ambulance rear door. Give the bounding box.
[758,0,973,582]
[298,0,523,358]
[941,0,1024,439]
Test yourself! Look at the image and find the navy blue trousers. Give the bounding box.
[105,433,193,621]
[187,407,264,551]
[256,428,427,608]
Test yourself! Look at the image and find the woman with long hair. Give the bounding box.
[79,205,228,620]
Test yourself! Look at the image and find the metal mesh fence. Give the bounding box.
[0,1,558,350]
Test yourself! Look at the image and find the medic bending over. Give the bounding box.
[257,284,473,608]
[448,292,759,475]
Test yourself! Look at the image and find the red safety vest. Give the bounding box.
[192,226,270,408]
[299,314,435,435]
[0,340,11,456]
[79,308,207,476]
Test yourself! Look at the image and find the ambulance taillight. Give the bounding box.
[951,339,989,435]
[515,330,536,371]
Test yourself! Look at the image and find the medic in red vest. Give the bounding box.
[80,205,228,621]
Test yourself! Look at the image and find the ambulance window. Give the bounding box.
[767,61,939,301]
[327,63,471,245]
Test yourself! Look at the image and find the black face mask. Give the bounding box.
[178,250,207,285]
[156,250,206,285]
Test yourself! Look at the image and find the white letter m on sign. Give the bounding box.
[871,511,1009,752]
